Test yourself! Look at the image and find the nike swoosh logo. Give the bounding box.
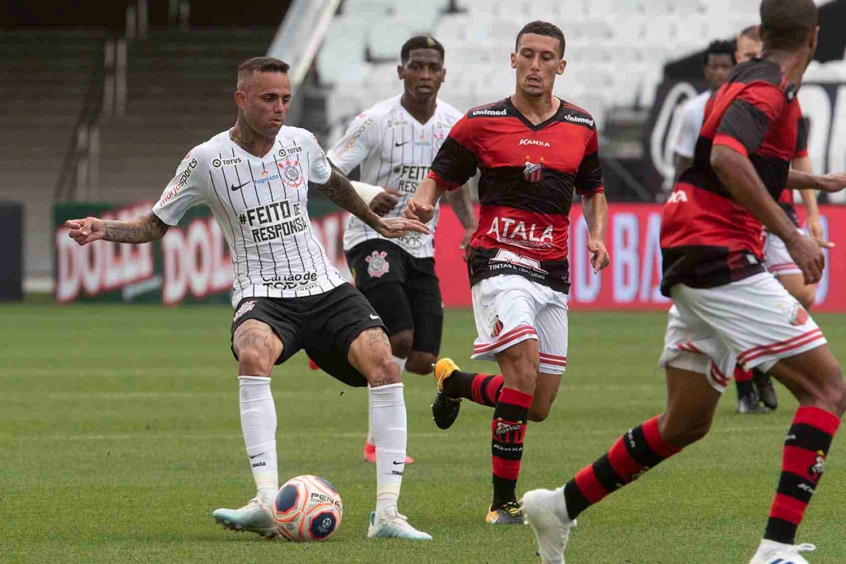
[392,460,404,465]
[249,453,263,459]
[394,141,410,147]
[370,314,381,320]
[230,181,251,191]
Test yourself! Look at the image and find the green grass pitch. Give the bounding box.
[1,304,845,563]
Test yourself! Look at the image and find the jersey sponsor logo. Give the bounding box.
[489,249,549,275]
[523,160,543,183]
[230,181,251,192]
[255,169,280,185]
[238,200,308,243]
[395,140,410,147]
[666,190,688,203]
[564,114,595,127]
[413,132,431,146]
[487,217,554,249]
[212,157,242,168]
[471,108,507,117]
[159,158,198,206]
[365,250,390,278]
[261,271,318,290]
[519,139,551,147]
[233,299,257,322]
[277,159,303,188]
[336,118,374,157]
[387,119,409,127]
[277,145,303,158]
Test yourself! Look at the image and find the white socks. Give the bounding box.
[239,376,278,503]
[369,382,407,514]
[366,356,406,446]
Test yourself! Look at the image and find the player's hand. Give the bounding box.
[587,237,610,274]
[370,188,401,216]
[805,214,833,249]
[785,232,825,284]
[404,199,435,224]
[459,226,475,262]
[374,217,430,239]
[817,171,846,193]
[66,217,105,246]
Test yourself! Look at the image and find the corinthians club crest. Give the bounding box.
[278,159,302,188]
[365,251,390,278]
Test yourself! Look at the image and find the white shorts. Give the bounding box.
[763,228,805,277]
[471,275,568,375]
[660,272,826,393]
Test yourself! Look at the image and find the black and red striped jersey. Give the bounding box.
[428,97,604,293]
[660,59,803,295]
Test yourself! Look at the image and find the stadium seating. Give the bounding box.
[319,0,773,132]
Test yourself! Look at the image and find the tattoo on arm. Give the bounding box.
[317,170,381,230]
[444,186,477,229]
[103,213,169,243]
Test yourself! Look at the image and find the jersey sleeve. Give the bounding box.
[714,82,786,157]
[325,112,378,175]
[671,100,702,159]
[795,115,809,159]
[152,147,208,226]
[306,132,332,184]
[428,114,478,191]
[576,128,605,196]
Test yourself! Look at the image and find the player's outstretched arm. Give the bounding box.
[711,145,823,284]
[786,169,846,193]
[791,155,832,249]
[317,169,429,239]
[405,178,445,224]
[66,212,169,246]
[582,192,610,274]
[444,184,478,258]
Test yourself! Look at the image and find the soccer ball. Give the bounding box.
[272,475,343,542]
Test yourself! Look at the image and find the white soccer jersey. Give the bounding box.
[327,94,463,258]
[152,127,346,307]
[671,89,712,159]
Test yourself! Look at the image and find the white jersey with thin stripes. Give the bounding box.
[152,127,345,307]
[327,94,463,258]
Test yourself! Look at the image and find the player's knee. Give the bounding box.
[389,331,414,359]
[406,352,436,375]
[237,346,273,376]
[368,350,402,386]
[823,368,846,416]
[528,403,551,422]
[658,412,711,448]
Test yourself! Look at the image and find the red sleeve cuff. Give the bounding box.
[577,185,605,197]
[427,170,461,191]
[794,149,809,158]
[713,133,749,157]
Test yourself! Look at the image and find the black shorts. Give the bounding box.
[345,239,443,356]
[230,283,385,387]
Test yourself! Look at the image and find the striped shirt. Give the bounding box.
[152,127,345,307]
[327,94,463,258]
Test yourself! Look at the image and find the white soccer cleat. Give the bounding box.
[749,540,816,563]
[367,508,433,540]
[520,489,575,564]
[213,497,280,539]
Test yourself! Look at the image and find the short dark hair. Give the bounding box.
[738,24,761,42]
[237,56,289,87]
[760,0,818,51]
[702,39,736,65]
[516,21,565,58]
[400,35,445,64]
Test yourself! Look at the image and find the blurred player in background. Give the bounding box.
[324,35,477,465]
[522,2,846,562]
[66,57,433,541]
[406,21,610,524]
[734,24,833,414]
[671,39,735,186]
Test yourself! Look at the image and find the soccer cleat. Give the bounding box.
[486,501,524,525]
[431,358,462,429]
[363,441,414,464]
[213,497,280,539]
[753,369,778,410]
[521,489,575,564]
[749,540,815,563]
[367,508,433,540]
[737,391,770,415]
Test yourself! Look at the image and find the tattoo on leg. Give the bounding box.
[369,378,395,387]
[365,328,390,348]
